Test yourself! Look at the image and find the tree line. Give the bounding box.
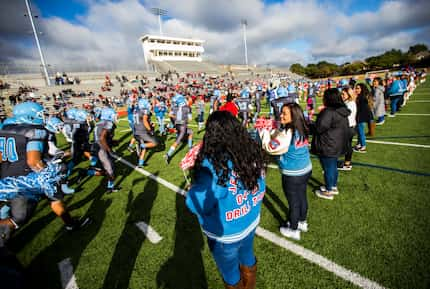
[290,44,430,78]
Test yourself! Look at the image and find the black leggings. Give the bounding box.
[345,127,356,162]
[281,172,311,230]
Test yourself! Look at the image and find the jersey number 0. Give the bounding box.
[0,137,19,162]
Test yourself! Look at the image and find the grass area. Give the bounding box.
[9,79,430,289]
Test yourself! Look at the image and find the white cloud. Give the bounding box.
[339,0,430,37]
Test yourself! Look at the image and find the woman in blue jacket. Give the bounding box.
[186,111,267,289]
[260,103,312,240]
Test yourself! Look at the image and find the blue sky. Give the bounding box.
[1,0,429,70]
[32,0,384,22]
[33,0,88,24]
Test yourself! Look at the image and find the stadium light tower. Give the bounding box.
[241,19,248,67]
[24,0,51,86]
[151,7,167,35]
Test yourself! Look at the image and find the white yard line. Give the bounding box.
[113,154,186,196]
[135,221,163,243]
[256,227,385,289]
[58,258,79,289]
[119,128,131,133]
[112,154,386,289]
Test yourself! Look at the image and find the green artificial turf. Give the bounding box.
[10,78,430,289]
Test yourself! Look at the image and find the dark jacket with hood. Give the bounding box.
[312,106,350,157]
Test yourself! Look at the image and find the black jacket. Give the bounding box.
[356,93,372,123]
[311,106,350,157]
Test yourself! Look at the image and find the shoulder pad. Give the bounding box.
[1,124,47,140]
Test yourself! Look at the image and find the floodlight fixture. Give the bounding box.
[151,7,167,35]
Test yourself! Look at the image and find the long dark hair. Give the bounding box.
[355,82,372,107]
[194,111,267,190]
[323,88,345,108]
[282,103,309,138]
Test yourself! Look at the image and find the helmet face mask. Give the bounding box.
[100,107,117,122]
[138,98,150,110]
[66,108,78,120]
[75,109,89,122]
[45,117,64,133]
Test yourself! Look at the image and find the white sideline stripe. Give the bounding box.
[264,138,430,152]
[407,100,430,103]
[58,258,79,289]
[366,139,430,148]
[396,113,430,116]
[135,221,163,243]
[113,153,385,289]
[112,154,186,196]
[255,227,386,289]
[268,164,278,169]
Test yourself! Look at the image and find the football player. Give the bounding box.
[164,94,193,164]
[0,102,89,246]
[133,98,158,167]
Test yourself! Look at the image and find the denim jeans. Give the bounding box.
[319,156,338,191]
[207,230,256,285]
[390,95,401,115]
[357,122,367,147]
[377,116,385,123]
[281,172,311,230]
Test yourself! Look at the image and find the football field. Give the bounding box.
[11,78,430,289]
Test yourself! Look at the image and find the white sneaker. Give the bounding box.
[330,187,339,195]
[61,184,75,195]
[315,189,334,200]
[298,221,308,232]
[280,226,301,240]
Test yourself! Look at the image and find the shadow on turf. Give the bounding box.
[10,173,124,254]
[113,132,167,165]
[24,178,112,289]
[102,172,159,289]
[156,181,208,289]
[263,185,288,226]
[308,176,325,190]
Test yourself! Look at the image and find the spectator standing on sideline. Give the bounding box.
[260,103,312,240]
[312,88,350,200]
[387,75,406,117]
[372,78,386,125]
[354,83,372,153]
[338,87,357,171]
[186,111,267,289]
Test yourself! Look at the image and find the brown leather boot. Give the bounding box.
[369,122,376,137]
[240,262,257,289]
[224,279,244,289]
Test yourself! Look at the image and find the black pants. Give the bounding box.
[345,126,356,162]
[281,172,311,230]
